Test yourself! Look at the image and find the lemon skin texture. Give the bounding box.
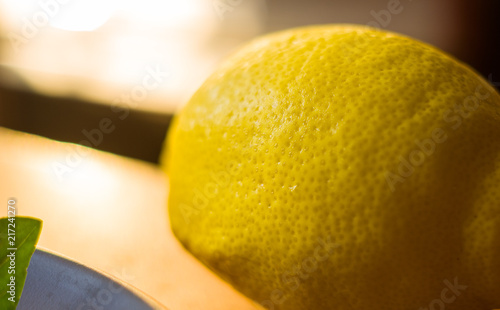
[162,25,500,310]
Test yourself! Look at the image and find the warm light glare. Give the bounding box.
[49,0,115,31]
[36,142,126,225]
[116,0,207,27]
[56,159,118,196]
[1,0,208,32]
[0,0,264,113]
[0,0,114,31]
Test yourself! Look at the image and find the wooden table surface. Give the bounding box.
[0,127,258,310]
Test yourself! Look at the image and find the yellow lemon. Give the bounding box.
[161,25,500,310]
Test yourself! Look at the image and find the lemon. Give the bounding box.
[161,25,500,310]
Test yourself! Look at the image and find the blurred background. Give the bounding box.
[0,1,499,309]
[0,0,499,162]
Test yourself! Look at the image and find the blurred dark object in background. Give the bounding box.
[0,84,171,163]
[456,0,500,83]
[0,0,498,163]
